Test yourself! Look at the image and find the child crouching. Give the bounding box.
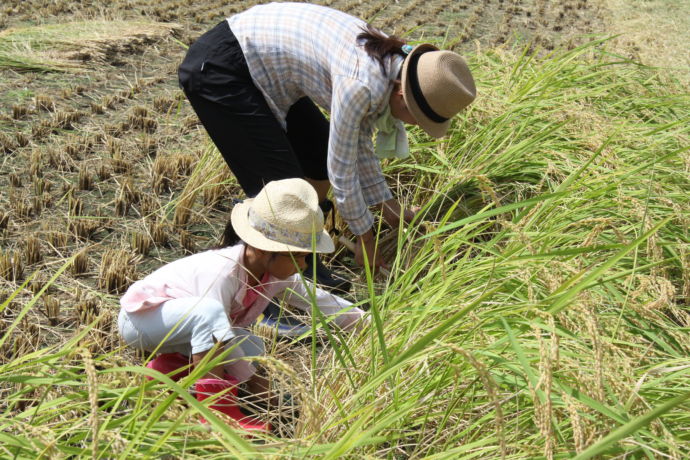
[118,178,366,431]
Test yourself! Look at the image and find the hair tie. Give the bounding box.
[401,44,414,55]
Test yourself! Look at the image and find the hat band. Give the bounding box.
[408,51,449,124]
[248,207,319,249]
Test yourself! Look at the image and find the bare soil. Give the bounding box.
[0,0,678,395]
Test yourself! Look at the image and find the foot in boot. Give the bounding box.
[145,353,191,381]
[195,378,271,432]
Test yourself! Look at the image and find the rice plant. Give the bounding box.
[1,39,688,458]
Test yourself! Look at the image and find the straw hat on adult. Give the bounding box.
[231,178,334,253]
[401,44,477,139]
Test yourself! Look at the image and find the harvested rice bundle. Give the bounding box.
[0,20,181,72]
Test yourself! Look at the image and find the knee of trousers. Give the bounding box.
[188,298,233,341]
[185,298,233,354]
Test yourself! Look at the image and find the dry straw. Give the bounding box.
[0,30,688,459]
[0,20,181,72]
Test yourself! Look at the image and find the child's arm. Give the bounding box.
[279,276,366,331]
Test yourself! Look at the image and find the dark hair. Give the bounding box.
[357,24,407,74]
[218,219,241,248]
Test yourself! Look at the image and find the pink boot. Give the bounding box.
[195,378,271,432]
[145,353,191,381]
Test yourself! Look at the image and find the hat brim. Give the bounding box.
[401,43,450,139]
[231,200,334,254]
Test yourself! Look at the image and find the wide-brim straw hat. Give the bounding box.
[231,178,334,253]
[401,44,477,138]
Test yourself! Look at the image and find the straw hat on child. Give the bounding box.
[231,178,334,253]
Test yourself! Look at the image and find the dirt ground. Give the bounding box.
[0,0,686,381]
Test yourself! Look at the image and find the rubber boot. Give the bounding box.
[145,353,191,382]
[195,378,271,432]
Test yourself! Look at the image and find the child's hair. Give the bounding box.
[217,219,240,248]
[357,24,407,74]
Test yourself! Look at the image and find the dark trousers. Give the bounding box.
[178,21,329,198]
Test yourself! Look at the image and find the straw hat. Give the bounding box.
[231,178,334,253]
[401,44,477,138]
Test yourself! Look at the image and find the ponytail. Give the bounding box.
[357,24,407,74]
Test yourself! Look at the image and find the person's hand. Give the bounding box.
[381,199,420,227]
[246,373,279,407]
[404,205,421,223]
[354,229,388,272]
[348,312,371,334]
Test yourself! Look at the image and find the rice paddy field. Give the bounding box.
[1,0,689,458]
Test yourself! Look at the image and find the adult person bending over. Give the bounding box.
[178,2,476,278]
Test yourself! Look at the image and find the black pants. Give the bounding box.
[178,21,329,198]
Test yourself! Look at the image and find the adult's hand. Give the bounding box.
[354,229,388,271]
[381,198,420,228]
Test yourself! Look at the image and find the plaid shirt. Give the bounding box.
[227,2,403,235]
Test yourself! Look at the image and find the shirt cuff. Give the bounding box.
[346,209,375,236]
[333,307,367,331]
[360,180,394,207]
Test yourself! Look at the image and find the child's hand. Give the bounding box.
[337,308,370,334]
[351,313,371,334]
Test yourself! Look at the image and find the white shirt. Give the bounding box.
[120,243,364,329]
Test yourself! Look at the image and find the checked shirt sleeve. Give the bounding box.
[356,119,393,208]
[328,77,388,235]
